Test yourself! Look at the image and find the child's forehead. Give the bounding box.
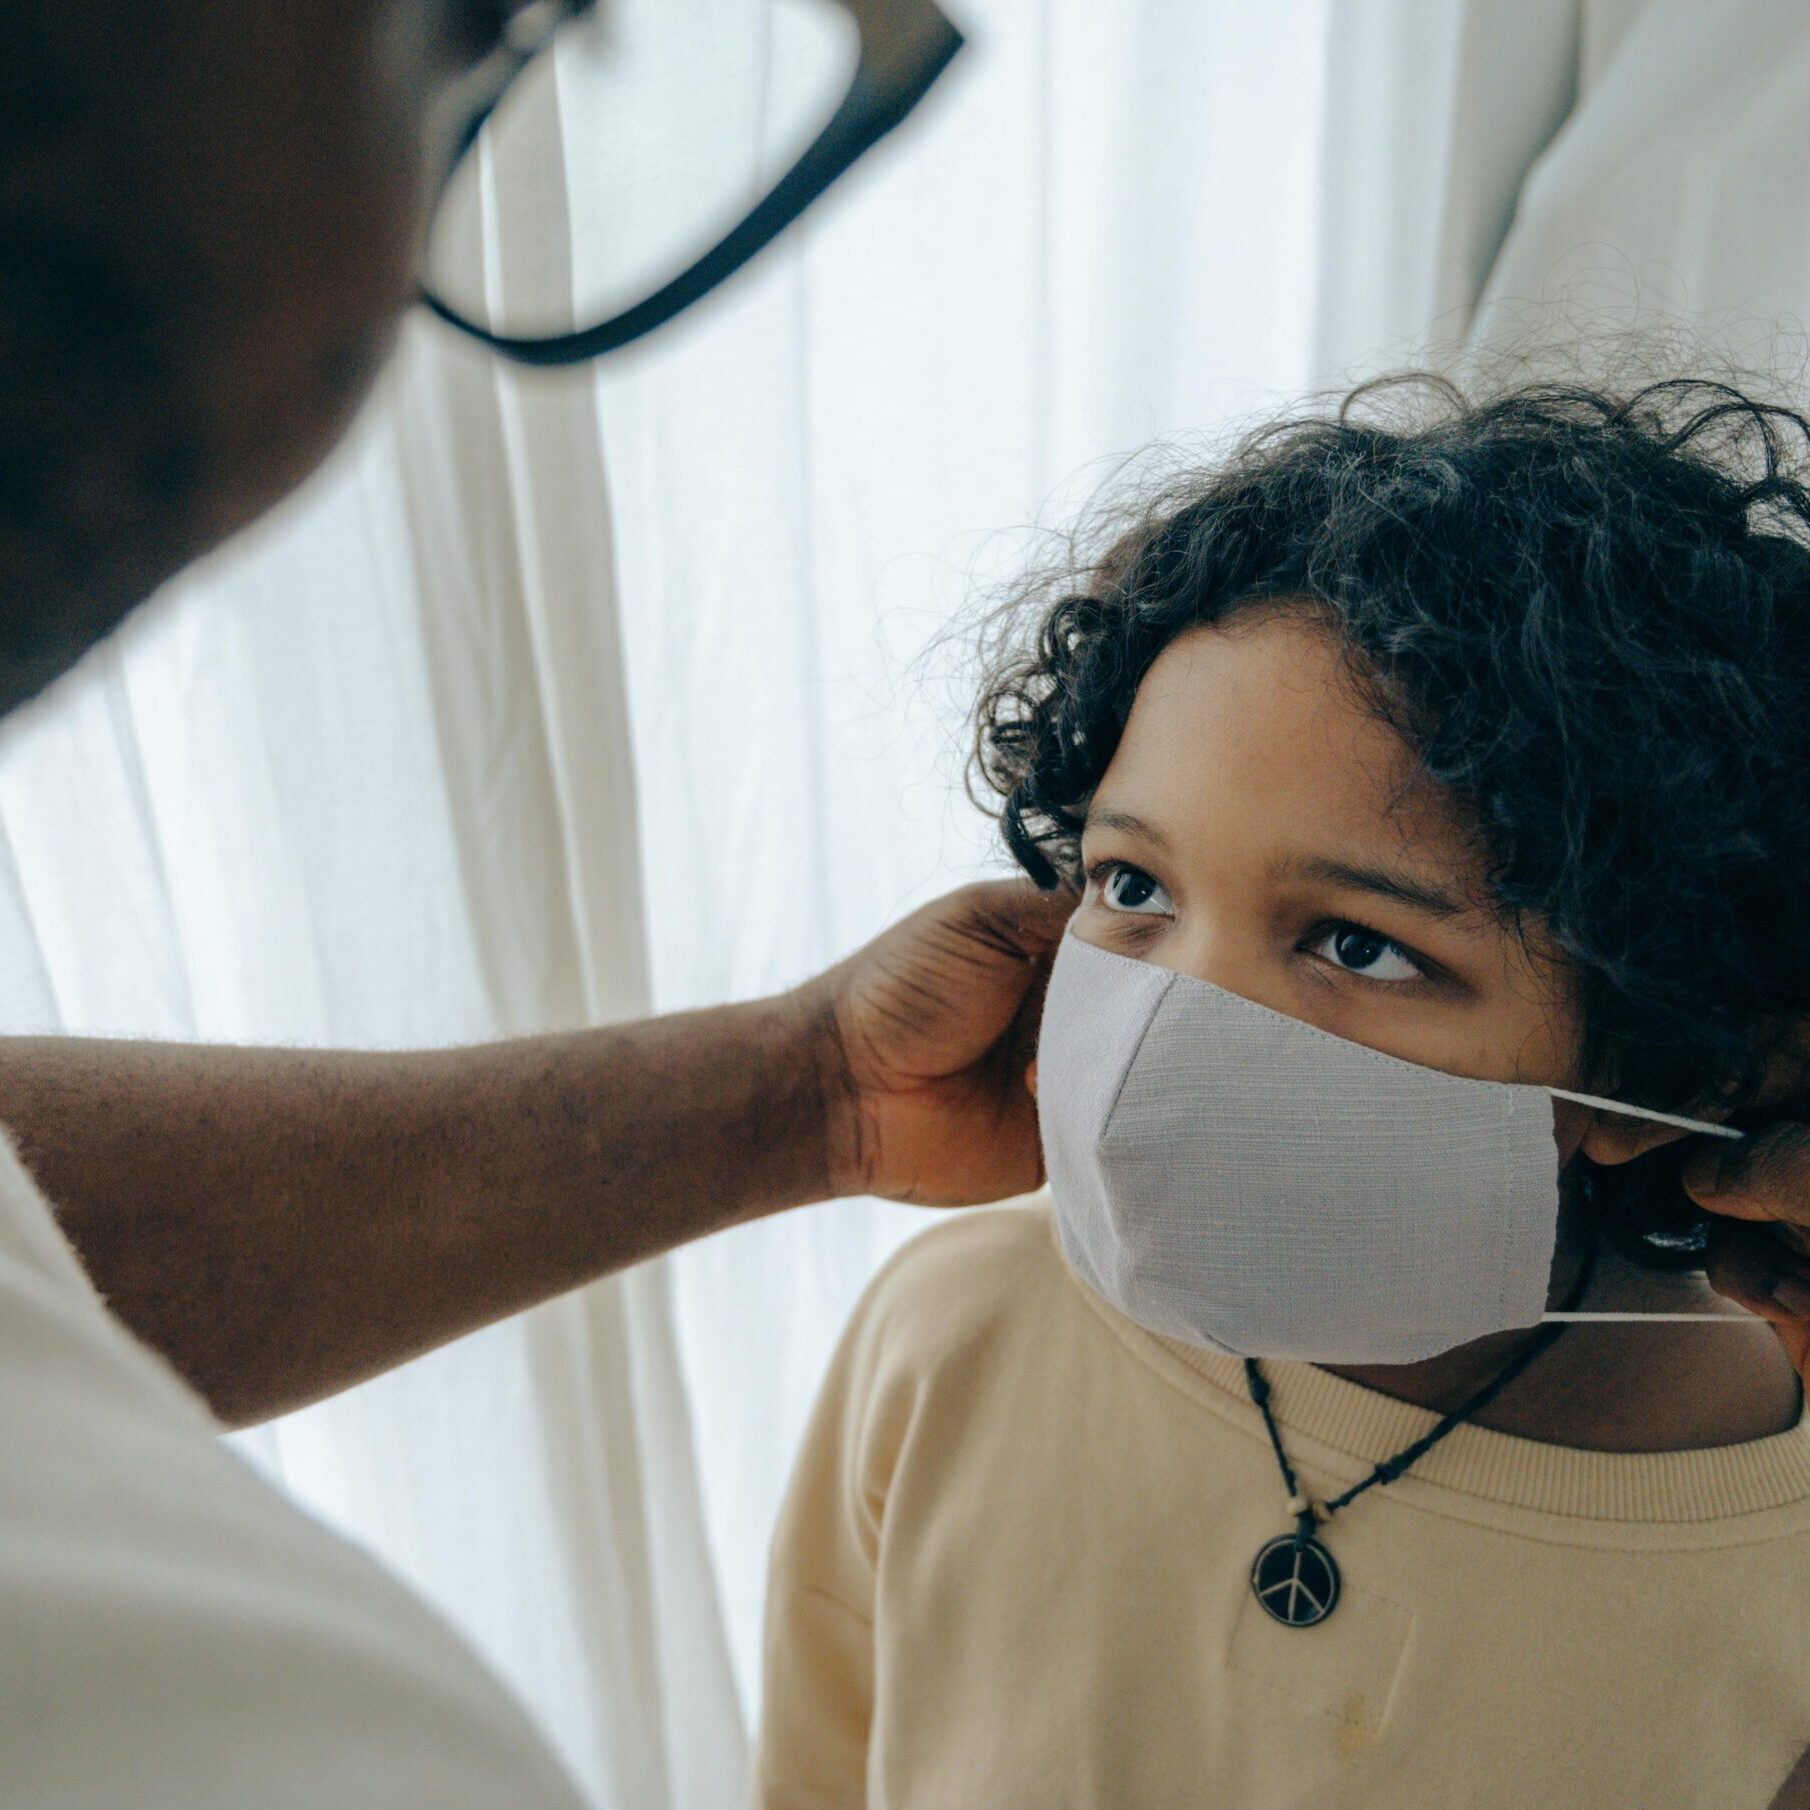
[1099,613,1495,892]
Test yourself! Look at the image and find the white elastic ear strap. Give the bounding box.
[1542,1309,1767,1322]
[1545,1085,1745,1140]
[1542,1088,1760,1323]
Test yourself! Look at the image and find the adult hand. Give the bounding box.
[1684,1119,1810,1387]
[799,878,1078,1207]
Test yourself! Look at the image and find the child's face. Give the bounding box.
[1072,607,1605,1169]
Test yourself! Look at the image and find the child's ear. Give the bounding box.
[1578,1114,1693,1166]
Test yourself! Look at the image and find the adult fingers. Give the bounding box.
[942,876,1080,964]
[1680,1115,1810,1243]
[1703,1218,1810,1321]
[1703,1217,1810,1390]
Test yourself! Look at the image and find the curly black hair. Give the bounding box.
[969,371,1810,1265]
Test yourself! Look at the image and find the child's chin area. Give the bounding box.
[1072,606,1804,1452]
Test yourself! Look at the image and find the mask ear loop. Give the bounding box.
[1545,1086,1746,1141]
[1541,1089,1760,1324]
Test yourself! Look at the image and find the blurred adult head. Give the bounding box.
[0,1,525,710]
[0,0,956,715]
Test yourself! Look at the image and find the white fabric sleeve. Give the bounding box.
[0,1130,587,1810]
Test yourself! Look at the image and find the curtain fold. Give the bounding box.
[1465,0,1810,370]
[1310,0,1583,383]
[1312,0,1810,389]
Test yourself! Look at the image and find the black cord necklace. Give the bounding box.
[1243,1241,1600,1628]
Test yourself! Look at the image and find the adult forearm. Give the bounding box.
[0,876,1074,1430]
[0,993,832,1427]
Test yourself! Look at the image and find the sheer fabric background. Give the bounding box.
[1,0,1804,1802]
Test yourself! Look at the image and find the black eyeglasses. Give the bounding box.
[422,0,964,366]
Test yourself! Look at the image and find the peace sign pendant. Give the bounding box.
[1251,1531,1341,1627]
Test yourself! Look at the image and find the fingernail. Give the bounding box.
[1771,1278,1810,1318]
[1683,1155,1722,1199]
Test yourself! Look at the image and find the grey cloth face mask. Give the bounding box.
[1036,927,1744,1365]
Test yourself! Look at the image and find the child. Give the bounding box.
[751,374,1810,1808]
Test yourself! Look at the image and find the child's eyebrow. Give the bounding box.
[1084,806,1172,851]
[1273,853,1475,922]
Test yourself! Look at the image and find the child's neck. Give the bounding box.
[1321,1246,1804,1453]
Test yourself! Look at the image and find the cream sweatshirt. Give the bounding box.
[753,1194,1810,1809]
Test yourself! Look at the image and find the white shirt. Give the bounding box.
[0,1128,587,1808]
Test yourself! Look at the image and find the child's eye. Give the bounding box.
[1088,860,1173,918]
[1307,923,1425,984]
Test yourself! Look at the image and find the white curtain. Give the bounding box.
[1313,0,1810,386]
[5,0,1806,1803]
[597,0,1332,1711]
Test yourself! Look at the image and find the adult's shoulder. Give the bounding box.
[0,1129,586,1810]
